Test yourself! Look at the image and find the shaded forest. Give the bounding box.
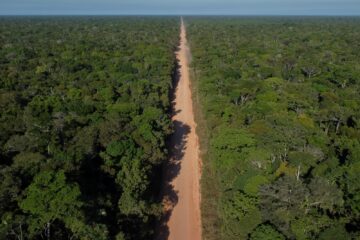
[187,17,360,240]
[0,17,179,239]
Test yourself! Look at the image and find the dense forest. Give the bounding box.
[1,15,360,240]
[187,17,360,239]
[0,17,179,239]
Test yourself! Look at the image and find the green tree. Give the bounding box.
[318,225,351,240]
[250,224,285,240]
[259,176,309,236]
[19,170,83,239]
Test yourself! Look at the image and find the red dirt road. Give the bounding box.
[157,18,202,240]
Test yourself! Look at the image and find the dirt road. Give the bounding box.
[157,18,202,240]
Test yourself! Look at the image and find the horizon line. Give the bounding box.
[1,13,360,17]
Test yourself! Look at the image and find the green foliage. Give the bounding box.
[250,224,285,240]
[20,171,82,236]
[221,191,262,239]
[106,140,133,158]
[0,16,179,239]
[188,17,360,239]
[211,126,255,151]
[318,225,351,240]
[243,175,269,196]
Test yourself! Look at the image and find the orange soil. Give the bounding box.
[157,18,202,240]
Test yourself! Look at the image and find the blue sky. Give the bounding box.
[0,0,359,15]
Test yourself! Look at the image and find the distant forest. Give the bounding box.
[188,17,360,240]
[0,17,178,239]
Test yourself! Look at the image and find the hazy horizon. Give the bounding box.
[1,0,360,16]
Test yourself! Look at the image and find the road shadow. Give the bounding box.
[155,48,191,240]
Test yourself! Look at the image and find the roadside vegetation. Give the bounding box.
[0,16,178,239]
[187,17,360,240]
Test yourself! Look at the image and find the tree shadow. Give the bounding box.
[156,49,191,240]
[156,120,190,240]
[169,52,181,118]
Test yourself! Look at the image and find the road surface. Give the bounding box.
[157,17,202,240]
